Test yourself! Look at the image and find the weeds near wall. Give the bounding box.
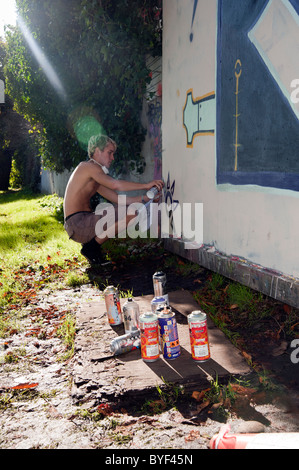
[193,272,299,360]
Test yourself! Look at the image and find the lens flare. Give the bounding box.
[67,105,105,151]
[17,16,67,101]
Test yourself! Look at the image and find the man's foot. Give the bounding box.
[81,239,104,265]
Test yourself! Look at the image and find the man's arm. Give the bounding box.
[91,165,164,194]
[98,185,151,205]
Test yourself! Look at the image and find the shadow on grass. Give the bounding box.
[0,189,43,204]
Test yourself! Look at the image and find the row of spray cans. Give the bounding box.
[139,306,210,363]
[103,271,210,363]
[142,306,210,363]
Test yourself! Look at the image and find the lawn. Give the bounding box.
[0,190,86,313]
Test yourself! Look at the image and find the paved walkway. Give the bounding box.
[71,290,250,405]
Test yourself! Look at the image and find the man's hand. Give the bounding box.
[146,180,164,191]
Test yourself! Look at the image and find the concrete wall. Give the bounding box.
[162,0,299,306]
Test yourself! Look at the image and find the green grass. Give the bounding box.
[0,190,85,311]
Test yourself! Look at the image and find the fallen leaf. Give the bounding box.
[185,430,200,442]
[196,399,210,413]
[97,403,114,416]
[229,304,239,310]
[211,402,223,410]
[192,389,210,402]
[229,383,256,396]
[241,351,252,362]
[10,383,39,390]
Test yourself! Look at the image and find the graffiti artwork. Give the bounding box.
[217,0,299,192]
[183,89,216,148]
[163,173,180,234]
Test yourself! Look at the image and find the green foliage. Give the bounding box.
[4,0,162,174]
[37,193,64,222]
[9,155,23,188]
[0,39,40,191]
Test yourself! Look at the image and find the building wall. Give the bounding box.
[162,0,299,285]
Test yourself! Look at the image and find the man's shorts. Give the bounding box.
[64,209,116,244]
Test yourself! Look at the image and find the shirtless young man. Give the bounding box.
[63,134,164,263]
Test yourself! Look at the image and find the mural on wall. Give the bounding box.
[163,173,180,236]
[217,0,299,192]
[183,90,216,147]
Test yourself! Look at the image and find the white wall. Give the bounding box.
[162,0,299,279]
[40,168,72,198]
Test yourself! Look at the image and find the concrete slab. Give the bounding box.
[71,290,251,404]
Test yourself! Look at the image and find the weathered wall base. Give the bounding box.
[164,239,299,309]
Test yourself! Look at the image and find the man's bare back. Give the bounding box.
[64,161,103,217]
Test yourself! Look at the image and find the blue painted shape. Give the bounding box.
[190,0,199,42]
[183,90,216,147]
[217,0,299,192]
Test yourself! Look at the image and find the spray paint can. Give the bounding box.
[146,186,159,200]
[110,330,141,356]
[139,311,160,362]
[152,271,168,304]
[151,296,167,313]
[188,310,210,362]
[157,306,181,360]
[103,286,123,326]
[122,298,140,333]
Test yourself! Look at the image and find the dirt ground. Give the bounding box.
[1,243,299,451]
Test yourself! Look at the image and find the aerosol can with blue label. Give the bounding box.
[157,306,181,360]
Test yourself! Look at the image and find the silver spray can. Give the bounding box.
[110,330,141,356]
[151,296,168,313]
[122,297,140,333]
[153,271,168,304]
[146,186,159,199]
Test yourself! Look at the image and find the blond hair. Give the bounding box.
[88,134,117,158]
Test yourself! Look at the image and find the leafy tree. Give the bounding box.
[0,38,40,191]
[4,0,162,174]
